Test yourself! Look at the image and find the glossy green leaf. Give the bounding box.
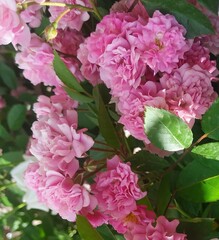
[198,0,219,15]
[201,98,219,140]
[144,107,193,151]
[93,86,120,149]
[192,143,219,160]
[128,150,169,172]
[156,174,171,215]
[76,215,104,240]
[0,124,12,141]
[53,51,85,93]
[0,63,17,89]
[64,87,93,103]
[142,0,214,38]
[177,155,219,202]
[97,225,117,240]
[7,104,26,131]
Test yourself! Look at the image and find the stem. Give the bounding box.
[40,2,94,12]
[88,0,102,20]
[91,147,116,153]
[94,140,113,148]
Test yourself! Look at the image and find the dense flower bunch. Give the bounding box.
[1,0,219,239]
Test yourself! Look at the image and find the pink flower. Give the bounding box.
[33,94,78,119]
[49,0,90,31]
[117,81,167,141]
[110,0,149,25]
[41,171,94,221]
[15,34,61,86]
[140,10,189,73]
[145,216,187,240]
[52,28,84,56]
[77,41,101,85]
[160,63,217,127]
[179,39,217,75]
[15,34,82,86]
[92,156,146,218]
[24,162,44,191]
[17,0,42,28]
[30,95,93,177]
[0,0,30,48]
[25,166,96,222]
[109,205,155,237]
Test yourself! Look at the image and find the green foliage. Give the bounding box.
[7,104,27,131]
[142,0,214,38]
[76,215,104,240]
[144,107,193,151]
[201,98,219,140]
[0,63,17,89]
[198,0,219,15]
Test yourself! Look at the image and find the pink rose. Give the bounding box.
[0,0,30,48]
[92,156,146,218]
[160,63,217,127]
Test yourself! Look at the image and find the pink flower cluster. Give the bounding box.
[0,0,30,49]
[24,90,95,221]
[87,156,186,239]
[49,0,90,31]
[78,6,218,152]
[15,33,83,86]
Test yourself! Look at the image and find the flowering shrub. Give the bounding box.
[1,0,219,239]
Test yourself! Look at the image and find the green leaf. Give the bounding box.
[192,143,219,160]
[0,63,17,89]
[93,86,120,149]
[198,0,219,15]
[142,0,214,38]
[76,215,104,240]
[64,87,93,103]
[7,104,26,131]
[0,124,12,141]
[156,174,171,215]
[97,225,117,240]
[128,150,169,172]
[144,107,193,151]
[201,98,219,140]
[53,51,85,93]
[177,155,219,202]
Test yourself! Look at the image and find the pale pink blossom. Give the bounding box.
[77,41,101,85]
[160,63,218,127]
[0,0,30,48]
[109,205,155,237]
[33,94,78,119]
[49,0,90,31]
[41,171,94,221]
[30,94,93,177]
[52,28,84,56]
[145,216,187,240]
[16,0,43,28]
[15,34,82,86]
[92,156,146,218]
[25,166,96,221]
[15,34,61,86]
[140,10,189,73]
